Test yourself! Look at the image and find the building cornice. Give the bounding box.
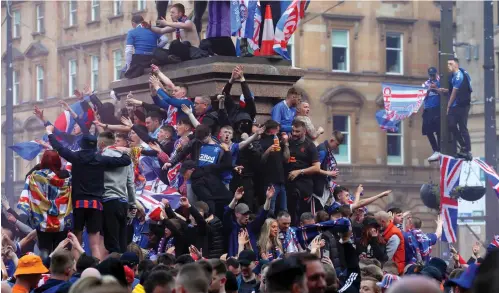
[57,34,127,52]
[302,69,428,85]
[376,17,417,42]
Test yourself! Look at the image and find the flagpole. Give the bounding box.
[437,0,454,259]
[438,1,454,157]
[483,1,499,241]
[4,0,15,203]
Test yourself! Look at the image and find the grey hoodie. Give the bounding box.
[101,147,136,207]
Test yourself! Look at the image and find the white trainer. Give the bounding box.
[427,151,441,162]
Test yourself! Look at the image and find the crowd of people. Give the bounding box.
[0,2,495,292]
[2,61,498,293]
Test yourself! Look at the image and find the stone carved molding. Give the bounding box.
[322,14,364,39]
[24,115,45,132]
[320,86,366,124]
[1,119,24,134]
[376,17,417,43]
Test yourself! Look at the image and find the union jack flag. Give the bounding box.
[439,155,464,243]
[136,188,181,221]
[473,158,499,199]
[488,235,499,251]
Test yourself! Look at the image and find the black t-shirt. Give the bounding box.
[287,137,319,172]
[257,134,286,185]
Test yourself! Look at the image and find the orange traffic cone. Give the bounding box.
[260,4,275,56]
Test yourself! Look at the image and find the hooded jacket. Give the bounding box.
[48,134,132,203]
[101,147,136,207]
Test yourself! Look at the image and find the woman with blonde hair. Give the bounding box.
[257,218,283,261]
[126,243,145,263]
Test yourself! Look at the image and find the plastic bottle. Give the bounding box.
[273,135,281,151]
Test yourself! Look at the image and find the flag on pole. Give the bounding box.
[9,141,45,161]
[136,188,181,221]
[248,2,261,54]
[376,83,426,131]
[375,110,401,132]
[54,100,95,134]
[439,155,464,243]
[473,158,499,199]
[273,0,309,59]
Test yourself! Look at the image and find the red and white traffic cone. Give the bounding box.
[259,4,275,56]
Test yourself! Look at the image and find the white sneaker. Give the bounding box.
[427,151,441,162]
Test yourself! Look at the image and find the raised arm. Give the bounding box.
[351,190,391,210]
[238,126,265,150]
[248,186,274,234]
[46,126,78,163]
[238,67,257,120]
[96,152,132,168]
[181,104,201,127]
[151,64,175,90]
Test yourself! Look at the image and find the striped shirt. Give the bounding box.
[75,200,103,211]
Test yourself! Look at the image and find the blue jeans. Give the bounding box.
[268,183,287,213]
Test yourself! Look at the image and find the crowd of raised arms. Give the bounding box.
[1,2,498,293]
[2,63,498,293]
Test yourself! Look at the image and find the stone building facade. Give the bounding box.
[3,0,497,256]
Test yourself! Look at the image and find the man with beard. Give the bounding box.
[285,120,321,224]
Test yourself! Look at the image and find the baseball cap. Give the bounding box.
[14,254,49,277]
[121,252,139,267]
[238,250,257,266]
[376,274,400,289]
[428,67,437,75]
[444,263,479,289]
[235,203,251,215]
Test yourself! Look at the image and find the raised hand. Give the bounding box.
[121,116,133,127]
[181,104,193,115]
[234,166,244,175]
[189,245,202,259]
[472,241,480,256]
[255,126,266,135]
[45,125,55,134]
[83,85,92,96]
[266,185,275,199]
[33,106,44,120]
[162,162,172,170]
[179,197,190,208]
[166,246,175,254]
[73,89,83,100]
[238,229,249,245]
[356,184,364,195]
[149,75,161,89]
[234,187,244,201]
[281,132,289,143]
[151,64,160,73]
[380,190,392,197]
[317,126,325,135]
[59,100,70,111]
[148,142,162,153]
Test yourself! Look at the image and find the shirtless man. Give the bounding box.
[153,3,200,47]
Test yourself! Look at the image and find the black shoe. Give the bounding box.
[456,151,473,161]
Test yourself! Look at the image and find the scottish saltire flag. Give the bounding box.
[439,155,464,243]
[296,218,350,246]
[375,110,400,132]
[54,100,95,134]
[376,83,425,131]
[473,158,499,199]
[137,188,181,221]
[9,141,45,160]
[273,0,309,59]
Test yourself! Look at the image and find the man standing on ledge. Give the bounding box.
[439,58,473,159]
